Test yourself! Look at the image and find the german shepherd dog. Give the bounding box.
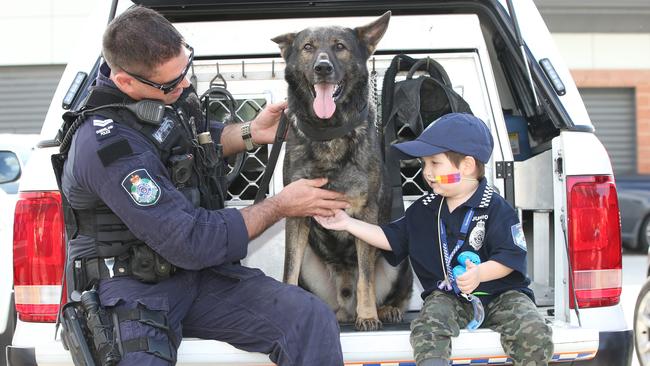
[272,12,413,331]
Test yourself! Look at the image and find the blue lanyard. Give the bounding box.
[440,206,475,294]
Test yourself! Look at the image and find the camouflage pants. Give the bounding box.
[410,290,553,366]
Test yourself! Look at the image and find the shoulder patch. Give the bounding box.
[511,223,527,251]
[94,118,115,141]
[121,169,161,206]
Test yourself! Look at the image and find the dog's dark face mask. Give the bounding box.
[272,12,391,120]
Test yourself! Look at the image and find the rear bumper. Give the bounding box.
[6,347,36,366]
[6,328,628,365]
[570,329,633,366]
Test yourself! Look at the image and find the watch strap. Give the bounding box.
[240,122,260,151]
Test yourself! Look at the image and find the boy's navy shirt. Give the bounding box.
[380,178,533,306]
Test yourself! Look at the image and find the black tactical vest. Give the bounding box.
[53,85,227,287]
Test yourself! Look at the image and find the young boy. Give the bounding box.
[315,113,553,366]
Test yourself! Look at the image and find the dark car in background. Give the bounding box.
[617,175,650,252]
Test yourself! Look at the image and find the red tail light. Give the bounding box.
[13,191,65,322]
[566,175,622,309]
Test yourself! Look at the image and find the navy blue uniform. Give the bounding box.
[380,178,532,306]
[62,64,343,365]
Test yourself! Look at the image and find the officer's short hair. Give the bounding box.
[445,151,485,179]
[102,6,183,78]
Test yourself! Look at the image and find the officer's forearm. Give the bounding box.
[220,123,247,156]
[239,197,284,240]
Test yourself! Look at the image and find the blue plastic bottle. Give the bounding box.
[452,251,485,331]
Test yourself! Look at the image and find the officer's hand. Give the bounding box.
[457,260,480,294]
[250,100,288,145]
[276,178,350,217]
[313,209,350,231]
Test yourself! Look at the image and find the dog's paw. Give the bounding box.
[355,317,382,331]
[378,305,403,323]
[336,309,355,323]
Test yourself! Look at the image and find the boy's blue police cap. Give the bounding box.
[391,113,494,163]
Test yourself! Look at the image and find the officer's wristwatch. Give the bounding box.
[240,122,261,151]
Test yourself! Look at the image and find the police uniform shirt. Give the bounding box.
[380,178,533,305]
[62,63,249,270]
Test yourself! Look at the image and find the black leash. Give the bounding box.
[254,112,290,203]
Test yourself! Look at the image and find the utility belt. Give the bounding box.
[61,288,175,365]
[73,244,177,290]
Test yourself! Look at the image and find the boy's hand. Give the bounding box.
[313,209,350,231]
[456,259,480,294]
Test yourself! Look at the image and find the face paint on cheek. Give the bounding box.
[432,172,461,184]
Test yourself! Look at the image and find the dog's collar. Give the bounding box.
[296,104,369,141]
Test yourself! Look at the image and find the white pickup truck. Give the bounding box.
[7,0,633,365]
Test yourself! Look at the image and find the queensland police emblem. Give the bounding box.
[469,221,486,250]
[121,169,161,206]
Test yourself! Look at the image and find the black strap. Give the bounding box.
[53,152,77,339]
[382,55,416,220]
[382,55,416,131]
[122,337,173,362]
[116,308,169,331]
[117,307,175,362]
[83,257,132,281]
[254,113,290,204]
[405,57,452,86]
[85,86,135,108]
[295,104,368,141]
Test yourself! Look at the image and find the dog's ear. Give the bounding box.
[271,33,296,59]
[355,11,391,56]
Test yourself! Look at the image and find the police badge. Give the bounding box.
[469,221,486,250]
[121,169,161,206]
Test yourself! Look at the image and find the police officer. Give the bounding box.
[60,6,348,366]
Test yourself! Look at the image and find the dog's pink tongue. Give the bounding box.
[313,83,336,119]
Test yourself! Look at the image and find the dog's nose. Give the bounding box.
[314,57,334,76]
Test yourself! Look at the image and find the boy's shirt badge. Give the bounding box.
[121,169,161,206]
[511,223,527,251]
[469,220,486,250]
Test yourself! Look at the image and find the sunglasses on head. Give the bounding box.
[122,43,194,94]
